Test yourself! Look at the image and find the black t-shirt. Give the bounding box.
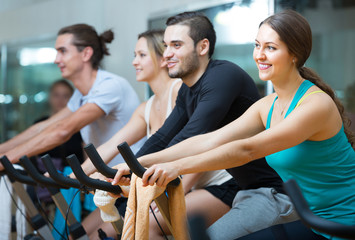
[136,60,284,193]
[32,116,84,173]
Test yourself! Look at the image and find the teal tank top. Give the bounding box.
[265,80,355,236]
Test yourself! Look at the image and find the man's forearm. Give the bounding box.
[0,123,43,154]
[5,124,71,163]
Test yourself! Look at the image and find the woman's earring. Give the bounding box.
[292,58,295,64]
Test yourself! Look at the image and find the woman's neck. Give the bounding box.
[272,71,304,101]
[272,72,304,116]
[148,70,173,99]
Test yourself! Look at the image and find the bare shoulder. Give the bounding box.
[255,93,278,118]
[172,79,182,94]
[258,93,278,106]
[298,86,337,114]
[134,101,147,119]
[171,79,182,107]
[293,86,342,140]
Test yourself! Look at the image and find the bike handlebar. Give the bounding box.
[41,154,82,189]
[84,143,118,178]
[19,155,68,189]
[0,155,36,186]
[66,154,122,195]
[117,142,180,187]
[283,179,355,239]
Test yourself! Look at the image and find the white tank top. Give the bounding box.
[144,79,232,188]
[144,79,181,138]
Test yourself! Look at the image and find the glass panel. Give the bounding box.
[1,38,62,140]
[276,0,355,132]
[148,0,270,97]
[0,46,5,142]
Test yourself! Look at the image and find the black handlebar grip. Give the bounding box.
[0,155,37,186]
[117,142,145,178]
[84,143,118,178]
[41,154,81,189]
[66,154,122,195]
[19,155,68,189]
[283,179,355,239]
[117,142,180,187]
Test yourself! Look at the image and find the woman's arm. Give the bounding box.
[139,98,266,167]
[112,99,266,184]
[80,103,147,176]
[181,173,204,195]
[142,92,341,187]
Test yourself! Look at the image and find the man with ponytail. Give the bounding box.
[0,23,143,169]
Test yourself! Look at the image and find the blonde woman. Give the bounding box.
[80,29,181,239]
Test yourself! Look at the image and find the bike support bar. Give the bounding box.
[20,156,88,240]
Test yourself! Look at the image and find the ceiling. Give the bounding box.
[0,0,53,13]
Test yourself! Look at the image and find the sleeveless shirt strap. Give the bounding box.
[295,90,324,109]
[166,79,182,118]
[266,96,278,129]
[145,79,181,138]
[144,95,155,137]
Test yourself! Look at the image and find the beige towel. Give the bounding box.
[122,174,188,240]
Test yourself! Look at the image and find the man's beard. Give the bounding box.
[168,50,199,79]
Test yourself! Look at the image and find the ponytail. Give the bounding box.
[99,30,114,56]
[299,66,355,148]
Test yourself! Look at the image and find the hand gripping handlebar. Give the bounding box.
[117,142,180,187]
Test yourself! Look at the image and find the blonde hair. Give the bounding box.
[138,29,165,70]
